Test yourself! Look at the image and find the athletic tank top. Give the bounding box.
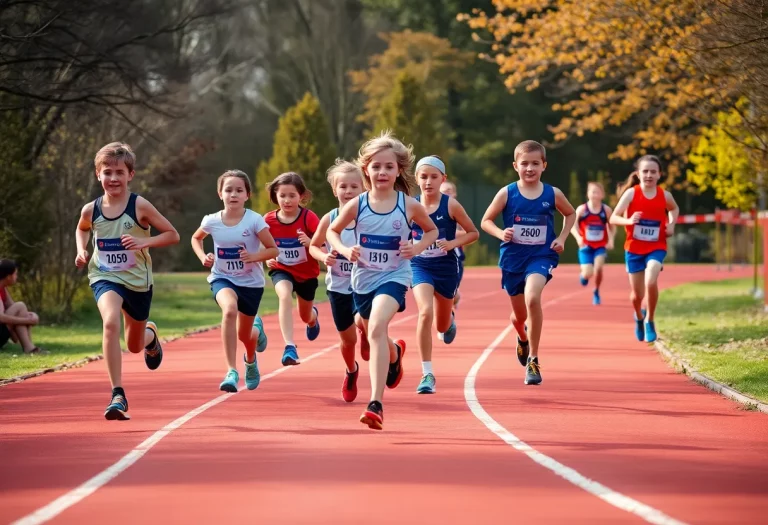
[577,203,608,249]
[351,192,412,294]
[411,193,457,269]
[325,208,356,294]
[499,182,558,273]
[264,207,320,282]
[625,185,668,255]
[88,193,152,291]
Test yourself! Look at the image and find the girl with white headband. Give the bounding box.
[411,155,478,395]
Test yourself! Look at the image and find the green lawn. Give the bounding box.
[0,273,328,380]
[656,278,768,403]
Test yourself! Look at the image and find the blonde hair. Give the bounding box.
[94,142,136,172]
[217,170,252,194]
[326,158,364,189]
[587,181,604,194]
[356,130,415,195]
[514,140,547,162]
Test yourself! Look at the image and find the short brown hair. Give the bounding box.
[266,172,312,206]
[514,140,546,162]
[94,142,136,172]
[217,170,252,194]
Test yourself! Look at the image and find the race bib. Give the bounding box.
[512,215,547,245]
[215,246,248,276]
[97,238,136,272]
[359,234,401,271]
[634,219,661,242]
[585,224,605,242]
[331,253,354,277]
[414,227,447,258]
[276,238,307,266]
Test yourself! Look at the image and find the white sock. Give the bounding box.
[422,361,433,375]
[285,341,296,347]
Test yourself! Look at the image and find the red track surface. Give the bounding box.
[1,265,767,524]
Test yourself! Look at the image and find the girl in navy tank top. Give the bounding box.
[481,141,576,387]
[411,156,478,395]
[327,132,438,430]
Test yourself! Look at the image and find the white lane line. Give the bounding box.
[13,312,415,525]
[464,290,688,525]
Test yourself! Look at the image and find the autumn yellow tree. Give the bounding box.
[462,0,768,189]
[349,30,474,130]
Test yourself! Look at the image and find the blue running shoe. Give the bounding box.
[580,276,589,286]
[253,316,268,353]
[524,357,542,385]
[593,289,601,305]
[416,373,436,394]
[634,309,646,342]
[645,321,657,343]
[104,391,130,420]
[243,354,260,390]
[282,344,300,366]
[306,306,320,341]
[144,321,163,370]
[219,369,239,393]
[442,314,457,344]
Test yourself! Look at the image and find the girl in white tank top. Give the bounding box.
[325,132,438,431]
[309,160,370,403]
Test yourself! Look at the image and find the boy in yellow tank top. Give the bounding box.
[75,142,180,420]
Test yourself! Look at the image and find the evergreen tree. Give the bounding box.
[255,93,337,215]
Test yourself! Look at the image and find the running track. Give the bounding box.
[1,265,766,524]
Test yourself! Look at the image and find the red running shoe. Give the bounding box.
[342,362,359,403]
[360,401,383,430]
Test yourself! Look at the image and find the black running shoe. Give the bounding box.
[105,392,130,420]
[360,400,383,430]
[524,356,542,385]
[386,340,406,389]
[144,321,163,370]
[516,325,529,366]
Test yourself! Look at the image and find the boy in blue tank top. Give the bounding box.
[481,141,576,385]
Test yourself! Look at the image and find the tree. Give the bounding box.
[254,93,337,216]
[687,106,758,211]
[349,30,473,131]
[462,0,768,182]
[568,171,583,207]
[373,72,447,161]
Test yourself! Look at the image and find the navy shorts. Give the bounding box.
[269,270,318,302]
[457,261,465,286]
[0,324,10,348]
[211,278,264,317]
[501,257,558,297]
[411,264,459,300]
[91,280,153,321]
[625,250,666,274]
[353,282,407,320]
[578,246,607,265]
[328,290,356,332]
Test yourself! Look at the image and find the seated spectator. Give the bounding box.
[0,259,46,354]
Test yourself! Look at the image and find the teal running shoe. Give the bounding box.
[253,316,268,353]
[416,373,436,394]
[243,354,260,390]
[219,369,239,393]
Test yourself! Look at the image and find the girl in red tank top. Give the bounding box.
[610,156,679,344]
[264,172,322,367]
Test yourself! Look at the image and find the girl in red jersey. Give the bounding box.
[264,172,322,366]
[610,156,679,343]
[570,182,615,305]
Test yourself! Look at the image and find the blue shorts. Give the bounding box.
[269,270,318,302]
[457,261,465,286]
[91,281,153,321]
[625,250,667,274]
[411,264,459,300]
[211,278,264,317]
[328,290,356,332]
[578,246,607,266]
[353,282,407,320]
[501,258,557,297]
